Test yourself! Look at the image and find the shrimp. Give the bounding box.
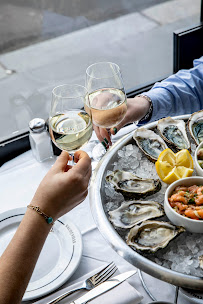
[176,203,188,212]
[195,195,203,206]
[169,193,187,204]
[197,186,203,196]
[185,208,203,220]
[188,185,199,193]
[177,191,187,197]
[175,186,188,192]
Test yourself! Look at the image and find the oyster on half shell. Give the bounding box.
[133,128,168,162]
[188,110,203,145]
[157,117,190,151]
[109,200,164,229]
[106,170,161,199]
[127,220,185,253]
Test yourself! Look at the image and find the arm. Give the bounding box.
[94,57,203,144]
[145,56,203,122]
[0,150,91,304]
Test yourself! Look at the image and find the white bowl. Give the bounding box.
[164,177,203,233]
[194,141,203,176]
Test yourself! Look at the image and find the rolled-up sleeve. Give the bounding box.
[143,56,203,122]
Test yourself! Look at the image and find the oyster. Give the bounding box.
[188,110,203,145]
[109,200,164,229]
[133,128,168,162]
[157,117,190,151]
[106,170,161,199]
[127,220,185,253]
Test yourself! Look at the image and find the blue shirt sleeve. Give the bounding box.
[143,56,203,123]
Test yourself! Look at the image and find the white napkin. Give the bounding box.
[89,281,143,304]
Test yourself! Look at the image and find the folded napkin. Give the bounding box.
[32,267,143,304]
[89,281,143,304]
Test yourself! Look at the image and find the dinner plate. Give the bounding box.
[0,207,82,301]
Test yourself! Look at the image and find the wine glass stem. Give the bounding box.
[68,153,75,166]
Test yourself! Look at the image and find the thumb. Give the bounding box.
[53,151,72,172]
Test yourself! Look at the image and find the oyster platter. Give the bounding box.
[90,112,203,289]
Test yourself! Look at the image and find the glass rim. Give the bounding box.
[86,61,121,80]
[52,84,88,99]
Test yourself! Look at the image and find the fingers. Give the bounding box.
[93,125,112,148]
[52,151,72,172]
[73,150,91,176]
[93,125,103,142]
[100,128,111,146]
[109,108,130,135]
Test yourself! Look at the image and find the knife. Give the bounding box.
[69,270,137,304]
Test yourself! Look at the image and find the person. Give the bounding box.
[0,150,91,304]
[94,56,203,146]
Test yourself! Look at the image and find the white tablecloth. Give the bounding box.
[0,126,196,304]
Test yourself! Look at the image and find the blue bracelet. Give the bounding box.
[27,205,54,225]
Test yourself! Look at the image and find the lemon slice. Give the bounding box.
[155,148,194,184]
[157,148,176,166]
[176,149,194,167]
[155,161,173,180]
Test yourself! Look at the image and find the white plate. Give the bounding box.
[0,208,82,301]
[180,288,203,303]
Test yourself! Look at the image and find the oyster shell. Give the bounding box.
[127,220,185,253]
[106,170,161,199]
[133,127,168,162]
[109,200,164,229]
[157,117,190,151]
[188,110,203,145]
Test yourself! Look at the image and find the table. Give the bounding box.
[0,126,196,303]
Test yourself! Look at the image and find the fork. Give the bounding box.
[46,262,117,304]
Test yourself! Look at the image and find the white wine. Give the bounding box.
[49,111,93,152]
[88,88,127,128]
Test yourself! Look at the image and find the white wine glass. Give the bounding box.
[49,84,93,163]
[86,62,127,161]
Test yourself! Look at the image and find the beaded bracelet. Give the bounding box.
[136,94,153,123]
[27,205,54,225]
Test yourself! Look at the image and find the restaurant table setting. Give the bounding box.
[0,124,202,303]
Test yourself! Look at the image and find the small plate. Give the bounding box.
[0,208,82,301]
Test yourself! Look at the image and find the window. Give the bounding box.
[0,0,201,142]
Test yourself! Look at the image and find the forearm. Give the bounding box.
[0,208,51,304]
[145,60,203,122]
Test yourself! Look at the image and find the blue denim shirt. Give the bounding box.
[143,56,203,123]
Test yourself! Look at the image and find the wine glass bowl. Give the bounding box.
[49,84,93,154]
[86,62,127,161]
[86,62,127,129]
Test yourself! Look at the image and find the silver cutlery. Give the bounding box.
[69,270,137,304]
[46,261,117,304]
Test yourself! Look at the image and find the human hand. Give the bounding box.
[93,96,151,145]
[31,150,91,220]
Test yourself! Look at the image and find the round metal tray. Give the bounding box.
[89,114,203,290]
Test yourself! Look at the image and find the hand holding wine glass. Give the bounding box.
[49,84,93,160]
[86,62,127,160]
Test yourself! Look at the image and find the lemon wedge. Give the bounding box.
[155,148,193,184]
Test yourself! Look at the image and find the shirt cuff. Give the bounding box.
[141,87,173,123]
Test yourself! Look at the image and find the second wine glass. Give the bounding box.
[49,84,93,159]
[86,62,127,160]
